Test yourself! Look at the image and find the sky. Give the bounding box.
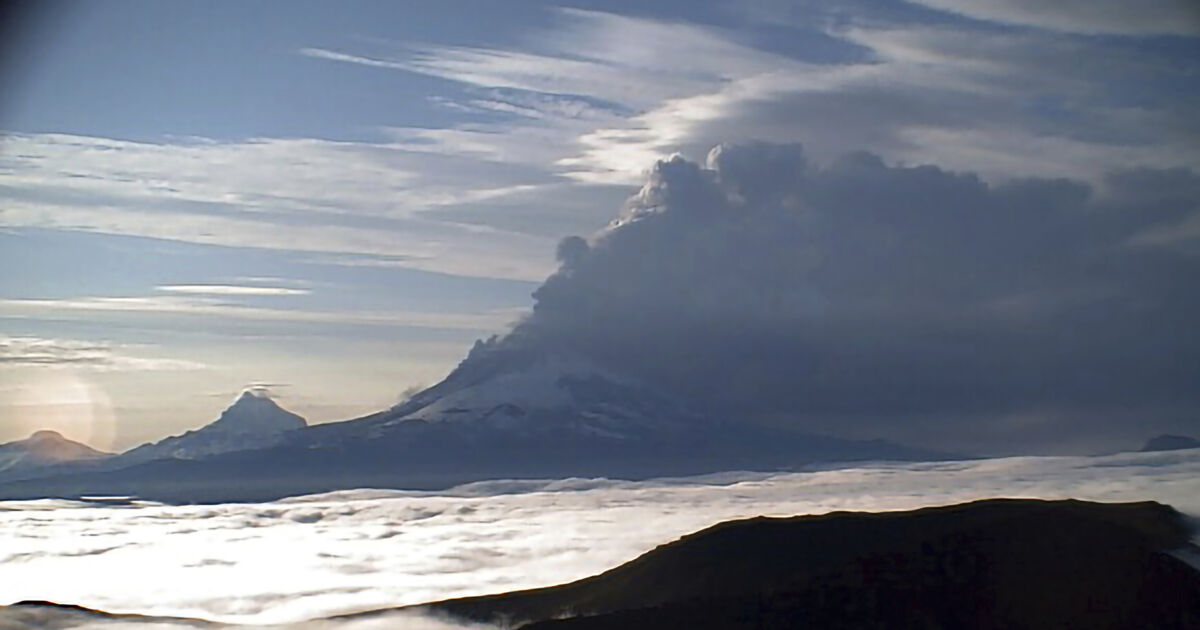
[2,449,1199,625]
[1,0,1198,453]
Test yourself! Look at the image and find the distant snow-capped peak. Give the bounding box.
[120,390,307,461]
[206,390,307,435]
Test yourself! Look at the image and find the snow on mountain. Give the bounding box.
[0,344,953,502]
[293,338,949,467]
[293,335,949,463]
[383,350,705,439]
[203,390,308,435]
[0,430,110,475]
[122,390,306,462]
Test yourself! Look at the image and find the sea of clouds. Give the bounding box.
[2,449,1199,628]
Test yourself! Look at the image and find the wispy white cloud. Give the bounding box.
[903,0,1200,36]
[229,277,318,289]
[303,8,819,184]
[2,133,421,217]
[0,335,205,371]
[0,133,561,281]
[894,125,1200,183]
[298,47,413,72]
[308,7,1197,188]
[12,5,1190,293]
[157,285,311,297]
[0,296,525,332]
[561,18,1200,183]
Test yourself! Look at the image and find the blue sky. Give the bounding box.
[2,0,1197,451]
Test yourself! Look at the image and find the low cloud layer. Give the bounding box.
[1,450,1197,626]
[496,143,1200,454]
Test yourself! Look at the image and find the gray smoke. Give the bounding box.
[490,142,1199,454]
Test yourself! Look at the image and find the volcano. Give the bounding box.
[0,346,950,502]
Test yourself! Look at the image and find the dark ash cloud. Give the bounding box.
[495,142,1200,454]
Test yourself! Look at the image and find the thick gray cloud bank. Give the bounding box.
[498,143,1200,454]
[1,450,1198,626]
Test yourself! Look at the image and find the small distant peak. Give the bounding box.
[29,429,66,442]
[204,386,306,435]
[15,430,109,459]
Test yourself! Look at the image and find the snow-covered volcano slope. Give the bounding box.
[310,343,709,443]
[122,390,307,463]
[296,339,944,466]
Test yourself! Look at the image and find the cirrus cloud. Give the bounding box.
[0,335,206,371]
[157,285,311,297]
[903,0,1200,36]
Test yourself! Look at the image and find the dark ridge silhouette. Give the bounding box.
[2,600,216,628]
[381,498,1200,630]
[1142,434,1200,452]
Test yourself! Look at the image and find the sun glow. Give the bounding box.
[4,369,116,451]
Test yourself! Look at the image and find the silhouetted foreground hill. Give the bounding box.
[0,602,217,629]
[396,498,1200,630]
